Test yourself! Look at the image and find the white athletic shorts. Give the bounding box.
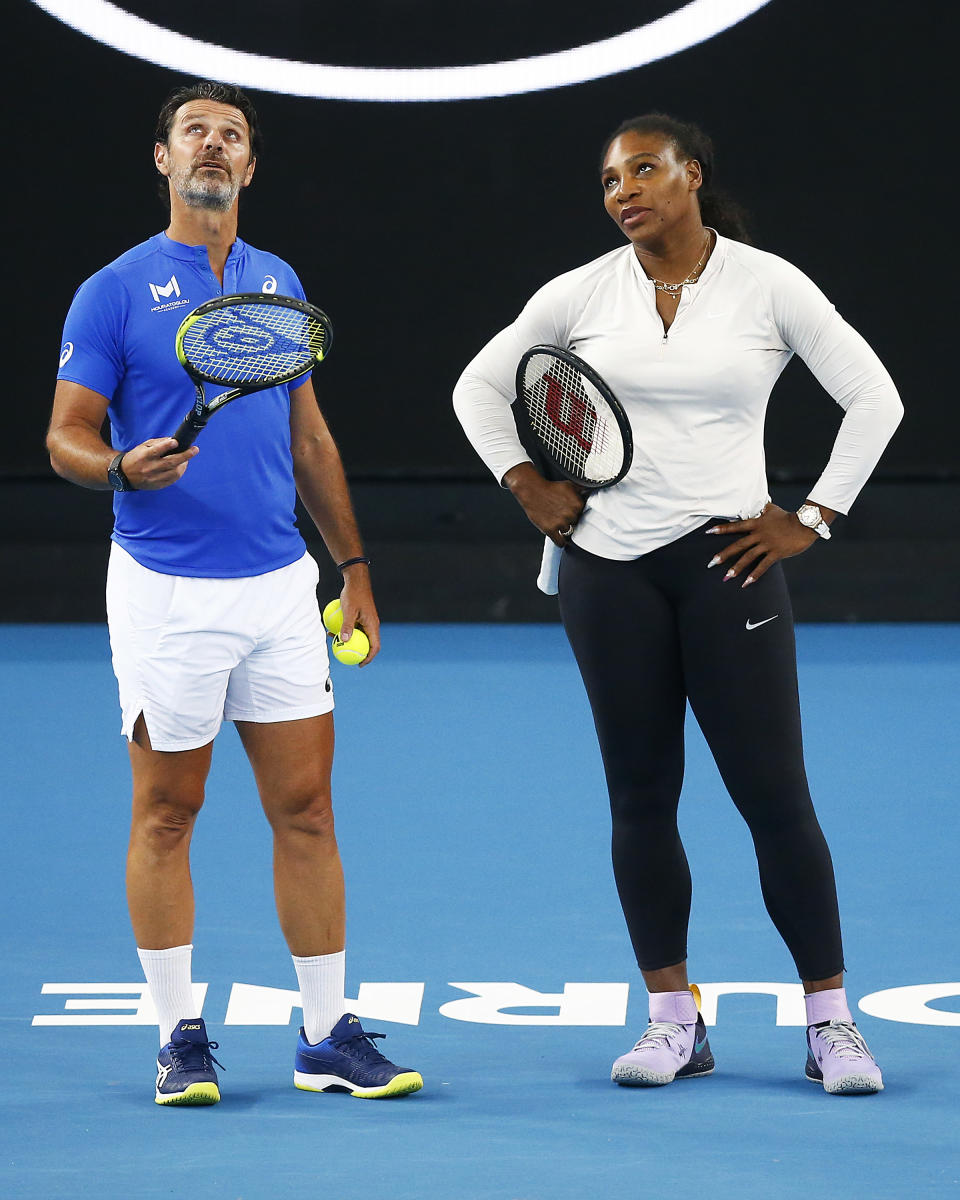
[106,543,334,752]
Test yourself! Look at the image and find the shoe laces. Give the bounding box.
[333,1028,390,1064]
[815,1019,871,1061]
[632,1021,686,1052]
[171,1037,224,1073]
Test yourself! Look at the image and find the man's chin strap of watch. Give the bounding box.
[796,501,833,540]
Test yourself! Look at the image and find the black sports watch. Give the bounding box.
[107,452,134,492]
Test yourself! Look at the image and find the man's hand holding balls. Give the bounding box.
[322,599,372,666]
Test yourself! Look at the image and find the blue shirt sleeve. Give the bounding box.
[57,267,129,401]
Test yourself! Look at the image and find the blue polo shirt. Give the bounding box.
[58,233,312,577]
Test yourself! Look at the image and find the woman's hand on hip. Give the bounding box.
[705,504,826,587]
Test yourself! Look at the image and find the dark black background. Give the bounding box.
[8,0,950,483]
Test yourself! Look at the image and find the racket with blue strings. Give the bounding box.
[171,292,333,450]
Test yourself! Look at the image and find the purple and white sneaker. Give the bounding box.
[612,988,715,1087]
[805,1019,884,1094]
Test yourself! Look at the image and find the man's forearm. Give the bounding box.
[47,421,115,490]
[293,436,367,565]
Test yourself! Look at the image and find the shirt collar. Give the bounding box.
[696,228,726,284]
[154,231,247,265]
[627,227,726,289]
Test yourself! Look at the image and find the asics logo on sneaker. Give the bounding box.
[745,615,778,630]
[180,1023,201,1031]
[156,1062,172,1088]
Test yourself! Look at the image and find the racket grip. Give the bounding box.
[170,412,208,452]
[537,538,562,596]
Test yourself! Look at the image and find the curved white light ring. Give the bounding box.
[31,0,772,103]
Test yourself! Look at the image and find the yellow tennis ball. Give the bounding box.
[332,628,369,666]
[322,599,343,636]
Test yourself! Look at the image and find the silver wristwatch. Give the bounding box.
[796,503,831,540]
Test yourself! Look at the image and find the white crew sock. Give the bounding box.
[137,944,197,1046]
[293,950,346,1044]
[804,986,853,1026]
[648,989,698,1025]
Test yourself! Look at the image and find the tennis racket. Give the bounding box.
[170,293,333,450]
[515,345,633,594]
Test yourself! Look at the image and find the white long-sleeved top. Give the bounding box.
[452,235,903,561]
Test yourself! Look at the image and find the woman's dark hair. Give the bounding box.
[154,80,262,206]
[601,113,751,244]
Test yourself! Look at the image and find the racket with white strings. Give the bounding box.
[171,293,333,450]
[515,345,633,594]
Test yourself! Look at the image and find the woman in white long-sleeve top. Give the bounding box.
[453,112,902,1096]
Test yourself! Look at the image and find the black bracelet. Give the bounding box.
[337,556,371,572]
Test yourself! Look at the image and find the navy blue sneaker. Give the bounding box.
[294,1013,423,1099]
[155,1018,223,1106]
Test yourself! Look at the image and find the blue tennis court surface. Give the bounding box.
[2,623,958,1198]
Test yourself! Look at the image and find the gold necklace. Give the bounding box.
[648,233,711,301]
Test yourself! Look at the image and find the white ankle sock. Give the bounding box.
[804,987,852,1026]
[137,944,196,1046]
[648,989,698,1025]
[293,950,346,1044]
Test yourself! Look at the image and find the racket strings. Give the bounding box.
[521,354,625,486]
[180,304,328,385]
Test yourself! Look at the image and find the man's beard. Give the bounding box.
[169,162,242,213]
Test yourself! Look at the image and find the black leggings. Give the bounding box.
[558,523,844,981]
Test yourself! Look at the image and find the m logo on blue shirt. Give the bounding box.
[149,276,181,304]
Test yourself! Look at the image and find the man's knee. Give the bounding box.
[269,789,336,841]
[131,780,206,851]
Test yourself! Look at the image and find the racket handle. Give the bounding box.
[170,411,208,452]
[537,538,562,596]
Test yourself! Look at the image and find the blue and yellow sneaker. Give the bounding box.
[294,1013,423,1099]
[155,1018,223,1106]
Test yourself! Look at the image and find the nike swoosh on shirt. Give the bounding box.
[745,615,779,630]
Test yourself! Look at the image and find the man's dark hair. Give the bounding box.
[154,80,262,206]
[601,112,751,244]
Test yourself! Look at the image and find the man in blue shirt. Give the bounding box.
[46,80,422,1105]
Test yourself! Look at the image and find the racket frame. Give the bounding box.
[514,345,634,596]
[514,344,633,490]
[171,292,333,450]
